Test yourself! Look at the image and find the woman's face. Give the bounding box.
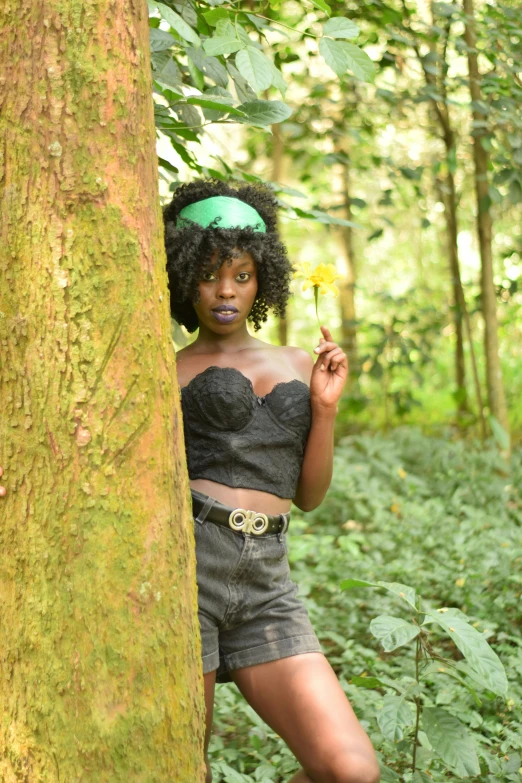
[193,248,258,332]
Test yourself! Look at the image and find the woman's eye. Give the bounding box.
[201,273,216,281]
[237,273,250,282]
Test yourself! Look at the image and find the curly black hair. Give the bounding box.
[163,179,292,333]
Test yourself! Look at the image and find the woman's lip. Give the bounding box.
[211,310,239,324]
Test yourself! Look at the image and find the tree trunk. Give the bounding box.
[0,1,205,780]
[337,156,360,384]
[271,122,288,346]
[436,169,468,413]
[462,0,510,442]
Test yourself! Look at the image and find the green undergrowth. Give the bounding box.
[208,429,522,783]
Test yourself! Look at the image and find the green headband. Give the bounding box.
[176,196,267,233]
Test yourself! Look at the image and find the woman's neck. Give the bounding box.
[193,322,257,354]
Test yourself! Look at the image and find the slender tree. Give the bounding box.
[462,0,510,441]
[0,1,204,780]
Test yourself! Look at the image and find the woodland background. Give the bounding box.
[152,0,522,780]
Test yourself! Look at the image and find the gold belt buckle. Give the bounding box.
[228,507,269,535]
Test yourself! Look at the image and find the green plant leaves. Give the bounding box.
[319,38,375,81]
[186,95,246,117]
[236,47,273,93]
[203,34,244,56]
[377,695,413,741]
[149,29,176,52]
[309,0,331,15]
[423,707,480,777]
[426,610,508,696]
[340,578,417,610]
[341,42,376,81]
[156,3,200,45]
[238,100,292,126]
[370,615,420,651]
[319,37,348,77]
[323,17,360,38]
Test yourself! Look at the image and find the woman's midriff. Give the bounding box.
[190,478,292,515]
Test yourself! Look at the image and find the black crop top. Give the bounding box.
[180,366,312,499]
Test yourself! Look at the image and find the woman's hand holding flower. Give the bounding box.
[310,325,348,413]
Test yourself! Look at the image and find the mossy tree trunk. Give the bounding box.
[337,154,360,386]
[0,1,205,780]
[462,0,510,444]
[271,122,288,346]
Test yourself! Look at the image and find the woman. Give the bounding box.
[0,180,380,783]
[164,179,380,783]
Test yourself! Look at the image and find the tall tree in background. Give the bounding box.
[0,0,204,779]
[463,0,510,441]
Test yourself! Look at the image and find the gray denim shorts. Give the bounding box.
[193,495,322,682]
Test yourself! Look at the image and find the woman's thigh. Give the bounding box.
[231,652,380,783]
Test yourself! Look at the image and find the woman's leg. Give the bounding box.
[232,652,380,783]
[204,670,217,783]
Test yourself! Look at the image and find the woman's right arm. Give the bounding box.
[0,466,5,497]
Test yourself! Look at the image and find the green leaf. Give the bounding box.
[370,615,420,652]
[236,47,273,93]
[426,610,508,696]
[149,28,176,52]
[238,100,292,126]
[203,34,244,56]
[340,579,417,610]
[412,772,434,783]
[377,695,413,741]
[268,61,287,96]
[377,582,417,609]
[319,37,348,77]
[157,156,178,174]
[489,415,510,451]
[309,0,331,15]
[157,58,182,89]
[423,707,480,777]
[350,675,384,689]
[340,578,377,590]
[339,42,375,81]
[203,8,229,26]
[323,17,360,39]
[157,3,200,45]
[186,95,246,117]
[187,47,229,88]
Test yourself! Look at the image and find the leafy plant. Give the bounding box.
[341,578,508,779]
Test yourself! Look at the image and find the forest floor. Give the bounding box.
[209,429,522,783]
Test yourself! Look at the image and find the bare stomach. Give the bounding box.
[190,478,292,515]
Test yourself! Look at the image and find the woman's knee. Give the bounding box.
[312,752,381,783]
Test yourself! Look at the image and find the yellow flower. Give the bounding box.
[293,262,342,297]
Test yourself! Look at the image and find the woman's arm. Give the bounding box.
[291,326,348,512]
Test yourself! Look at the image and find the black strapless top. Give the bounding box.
[180,366,312,499]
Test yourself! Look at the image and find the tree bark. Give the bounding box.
[0,1,205,780]
[462,0,510,441]
[337,157,360,384]
[271,122,288,346]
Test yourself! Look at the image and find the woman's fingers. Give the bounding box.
[314,340,337,355]
[323,349,346,372]
[0,466,5,497]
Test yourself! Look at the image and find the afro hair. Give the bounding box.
[163,179,292,333]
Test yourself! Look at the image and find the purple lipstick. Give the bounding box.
[212,305,239,324]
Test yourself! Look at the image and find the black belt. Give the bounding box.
[191,490,290,536]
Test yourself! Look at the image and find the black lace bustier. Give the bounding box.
[180,366,312,499]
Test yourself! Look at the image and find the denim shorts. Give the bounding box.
[193,492,322,682]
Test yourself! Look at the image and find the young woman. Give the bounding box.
[164,179,380,783]
[0,180,380,783]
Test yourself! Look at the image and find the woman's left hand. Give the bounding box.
[310,325,348,413]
